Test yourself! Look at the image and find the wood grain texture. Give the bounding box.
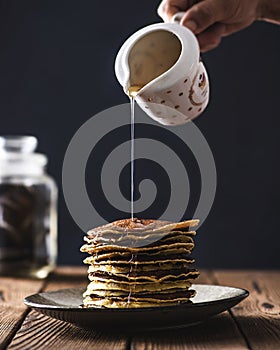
[130,270,248,350]
[214,270,280,350]
[0,276,43,349]
[8,311,127,350]
[4,268,280,350]
[8,267,127,350]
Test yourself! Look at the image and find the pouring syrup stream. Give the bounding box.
[130,96,135,219]
[127,85,142,305]
[127,85,142,220]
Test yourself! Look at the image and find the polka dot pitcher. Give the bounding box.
[115,13,210,126]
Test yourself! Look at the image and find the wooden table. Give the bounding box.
[0,268,279,350]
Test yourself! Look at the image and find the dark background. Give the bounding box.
[0,0,279,268]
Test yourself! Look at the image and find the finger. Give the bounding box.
[196,22,225,51]
[157,0,189,22]
[222,19,255,37]
[181,0,228,34]
[200,41,220,52]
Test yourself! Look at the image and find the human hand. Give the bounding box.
[158,0,280,52]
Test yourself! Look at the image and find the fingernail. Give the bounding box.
[183,19,197,33]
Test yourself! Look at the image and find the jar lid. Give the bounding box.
[0,135,38,153]
[0,136,47,176]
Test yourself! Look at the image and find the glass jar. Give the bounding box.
[0,136,57,278]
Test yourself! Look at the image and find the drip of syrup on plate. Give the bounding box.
[127,282,132,305]
[127,253,134,305]
[126,252,138,305]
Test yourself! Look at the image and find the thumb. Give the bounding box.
[181,0,227,34]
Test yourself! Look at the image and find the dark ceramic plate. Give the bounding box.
[24,284,248,331]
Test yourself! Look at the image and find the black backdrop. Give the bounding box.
[0,0,279,268]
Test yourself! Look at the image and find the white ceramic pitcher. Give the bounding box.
[115,13,210,126]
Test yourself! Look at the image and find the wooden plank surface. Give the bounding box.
[1,268,279,350]
[8,267,127,350]
[214,270,280,350]
[0,276,43,349]
[130,271,248,350]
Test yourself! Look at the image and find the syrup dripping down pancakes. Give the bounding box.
[81,218,200,308]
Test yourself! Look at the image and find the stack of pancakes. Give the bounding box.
[81,218,200,308]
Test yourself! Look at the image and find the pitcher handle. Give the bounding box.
[171,12,186,24]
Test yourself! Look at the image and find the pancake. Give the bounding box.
[81,218,200,308]
[86,219,199,248]
[83,287,195,298]
[86,249,193,263]
[84,279,194,293]
[84,232,196,246]
[86,260,195,274]
[82,289,196,308]
[83,255,195,266]
[87,219,199,236]
[81,242,194,254]
[88,270,200,283]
